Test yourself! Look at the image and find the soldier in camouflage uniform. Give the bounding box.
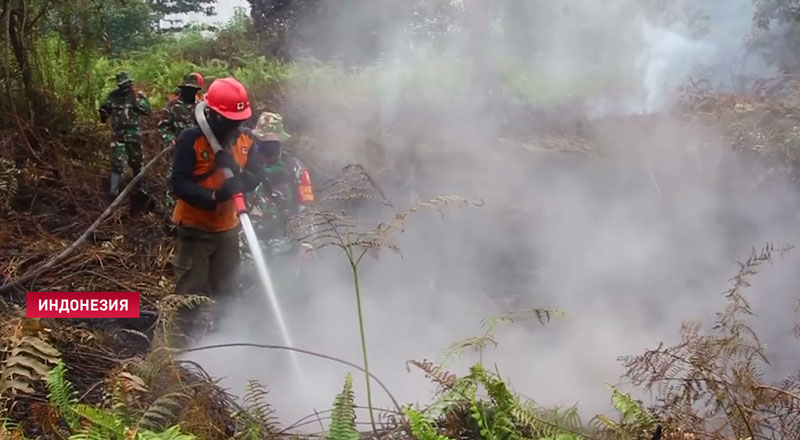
[158,72,204,208]
[99,72,151,197]
[244,112,315,254]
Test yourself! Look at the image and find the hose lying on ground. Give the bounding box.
[175,342,402,413]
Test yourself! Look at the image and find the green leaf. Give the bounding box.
[325,373,359,440]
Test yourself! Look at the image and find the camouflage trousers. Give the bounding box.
[110,139,143,175]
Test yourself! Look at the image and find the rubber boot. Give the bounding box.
[131,168,143,194]
[108,172,121,198]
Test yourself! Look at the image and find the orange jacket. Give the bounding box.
[171,127,255,232]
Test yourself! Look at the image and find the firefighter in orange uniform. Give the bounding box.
[169,77,266,327]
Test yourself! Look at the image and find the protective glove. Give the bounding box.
[215,175,244,202]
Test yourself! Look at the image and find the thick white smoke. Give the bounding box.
[183,0,800,430]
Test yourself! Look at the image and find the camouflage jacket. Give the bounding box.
[250,155,313,239]
[158,96,200,144]
[99,88,151,135]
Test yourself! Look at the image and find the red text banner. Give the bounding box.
[26,292,140,318]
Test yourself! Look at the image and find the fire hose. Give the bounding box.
[194,102,302,372]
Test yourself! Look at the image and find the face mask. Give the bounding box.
[257,140,282,161]
[207,110,242,145]
[179,87,197,104]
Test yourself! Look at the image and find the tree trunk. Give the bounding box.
[9,0,38,120]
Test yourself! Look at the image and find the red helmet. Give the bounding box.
[205,77,251,121]
[191,72,204,88]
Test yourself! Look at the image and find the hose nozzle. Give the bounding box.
[233,193,247,214]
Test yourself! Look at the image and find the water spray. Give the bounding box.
[195,101,303,376]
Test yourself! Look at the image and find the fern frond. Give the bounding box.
[0,413,26,440]
[1,333,60,398]
[241,379,278,434]
[70,404,128,440]
[137,392,187,432]
[138,424,196,440]
[316,163,392,207]
[404,406,454,440]
[110,371,149,423]
[46,360,80,431]
[154,294,213,345]
[325,373,358,440]
[609,385,656,429]
[407,359,457,390]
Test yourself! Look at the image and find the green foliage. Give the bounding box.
[104,0,158,55]
[8,7,293,127]
[70,404,129,439]
[47,360,80,431]
[43,359,193,440]
[137,425,197,440]
[233,379,279,439]
[591,386,656,438]
[325,373,359,440]
[404,406,453,440]
[469,364,584,440]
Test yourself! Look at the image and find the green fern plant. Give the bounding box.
[233,379,279,439]
[67,402,195,440]
[45,359,194,440]
[411,362,589,440]
[325,373,359,440]
[404,406,454,440]
[591,385,656,438]
[46,360,80,431]
[473,364,586,440]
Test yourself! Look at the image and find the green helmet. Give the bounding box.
[116,71,133,86]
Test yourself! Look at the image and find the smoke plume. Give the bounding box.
[184,0,800,429]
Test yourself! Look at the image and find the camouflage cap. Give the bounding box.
[116,71,133,86]
[180,73,203,89]
[252,112,291,142]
